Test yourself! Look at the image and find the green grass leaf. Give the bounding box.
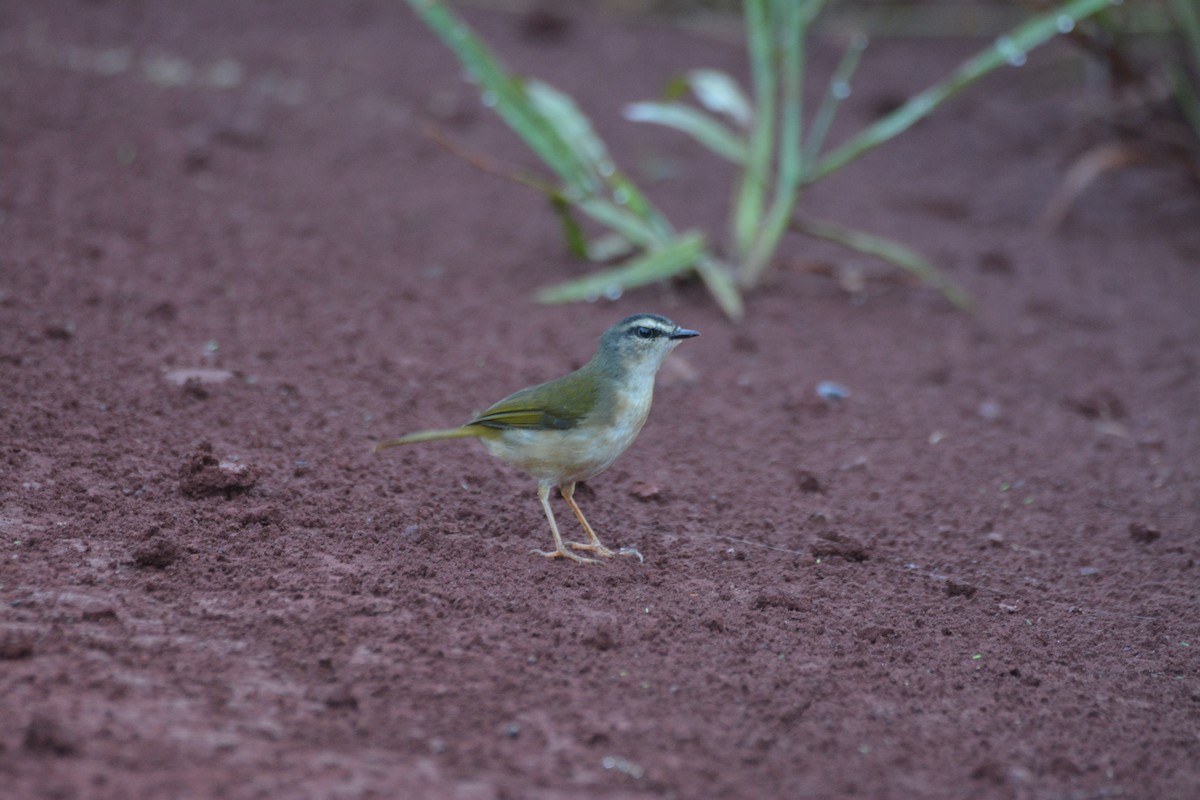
[733,0,776,261]
[549,195,588,259]
[686,69,754,128]
[806,0,1113,184]
[535,232,707,304]
[625,102,749,163]
[526,79,614,188]
[803,33,868,167]
[406,0,588,191]
[794,217,973,310]
[575,197,661,248]
[586,232,635,262]
[693,253,745,320]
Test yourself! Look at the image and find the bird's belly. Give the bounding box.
[481,410,648,486]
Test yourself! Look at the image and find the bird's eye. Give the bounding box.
[634,326,656,340]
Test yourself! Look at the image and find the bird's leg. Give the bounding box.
[531,482,600,565]
[560,482,615,559]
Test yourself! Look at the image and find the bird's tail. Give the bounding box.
[373,427,481,453]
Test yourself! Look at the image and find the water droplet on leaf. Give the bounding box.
[994,36,1027,67]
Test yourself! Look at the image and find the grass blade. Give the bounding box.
[1171,0,1200,60]
[805,0,1112,184]
[803,33,868,167]
[575,197,662,248]
[624,101,749,163]
[687,69,754,128]
[694,253,745,319]
[527,79,614,187]
[732,0,775,262]
[587,233,635,262]
[739,0,807,285]
[1169,0,1200,138]
[1170,65,1200,140]
[535,233,706,303]
[409,0,745,319]
[794,216,973,310]
[406,0,593,192]
[607,173,669,231]
[549,195,589,259]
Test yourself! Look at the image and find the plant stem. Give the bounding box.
[740,0,808,287]
[732,0,775,263]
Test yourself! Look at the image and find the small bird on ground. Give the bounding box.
[375,313,699,564]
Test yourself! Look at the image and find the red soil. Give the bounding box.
[2,2,1198,798]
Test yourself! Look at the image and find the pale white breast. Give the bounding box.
[481,366,657,486]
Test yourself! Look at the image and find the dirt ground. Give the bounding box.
[2,1,1198,798]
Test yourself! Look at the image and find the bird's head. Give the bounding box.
[595,313,699,376]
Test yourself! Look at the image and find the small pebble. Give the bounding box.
[978,399,1002,420]
[816,381,850,402]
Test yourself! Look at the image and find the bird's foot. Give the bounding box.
[567,541,615,559]
[530,547,602,565]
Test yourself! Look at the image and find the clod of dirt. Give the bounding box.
[146,301,178,322]
[811,531,869,562]
[1066,389,1127,420]
[752,591,806,613]
[945,580,978,599]
[179,442,258,498]
[323,687,359,711]
[629,482,662,502]
[238,504,283,527]
[131,536,181,569]
[858,625,897,644]
[43,322,74,341]
[1128,522,1162,544]
[582,626,618,651]
[80,605,119,623]
[970,761,1008,784]
[165,368,236,400]
[794,469,823,493]
[23,714,79,756]
[0,628,36,660]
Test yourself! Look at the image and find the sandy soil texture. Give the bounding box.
[2,1,1198,798]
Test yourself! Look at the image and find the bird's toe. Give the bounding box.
[567,541,615,559]
[529,547,602,565]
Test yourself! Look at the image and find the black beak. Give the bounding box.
[669,328,700,340]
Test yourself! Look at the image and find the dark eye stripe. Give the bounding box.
[632,325,658,339]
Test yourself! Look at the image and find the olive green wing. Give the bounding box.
[467,369,599,431]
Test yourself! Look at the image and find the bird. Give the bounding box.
[374,313,699,564]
